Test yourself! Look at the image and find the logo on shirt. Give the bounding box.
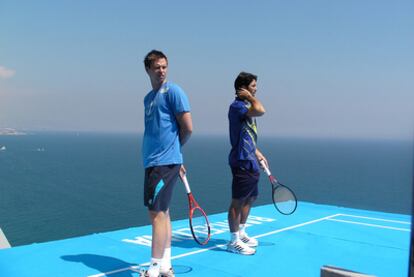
[159,86,169,94]
[145,85,169,117]
[146,100,155,117]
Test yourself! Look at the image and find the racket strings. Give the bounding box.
[273,185,297,215]
[190,208,210,244]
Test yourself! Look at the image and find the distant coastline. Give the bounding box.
[0,128,26,136]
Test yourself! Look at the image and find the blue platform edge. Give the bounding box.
[0,202,411,277]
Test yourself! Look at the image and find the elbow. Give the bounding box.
[185,122,193,135]
[256,107,265,117]
[259,107,266,116]
[179,127,192,146]
[183,125,193,137]
[247,108,265,117]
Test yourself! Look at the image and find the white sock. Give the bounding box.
[239,224,246,237]
[231,232,239,242]
[147,257,162,276]
[161,247,171,270]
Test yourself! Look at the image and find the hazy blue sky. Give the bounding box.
[1,1,413,139]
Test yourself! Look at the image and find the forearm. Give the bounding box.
[255,148,264,160]
[176,112,193,146]
[179,128,192,146]
[256,148,268,168]
[247,96,265,116]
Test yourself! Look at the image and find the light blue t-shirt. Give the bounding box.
[142,82,191,168]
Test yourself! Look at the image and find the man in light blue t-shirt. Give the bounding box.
[141,50,192,277]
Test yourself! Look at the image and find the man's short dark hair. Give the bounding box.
[234,72,258,91]
[144,50,168,69]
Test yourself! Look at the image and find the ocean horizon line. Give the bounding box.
[0,129,411,143]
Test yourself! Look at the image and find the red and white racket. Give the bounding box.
[180,174,211,245]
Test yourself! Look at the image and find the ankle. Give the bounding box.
[239,224,247,237]
[161,248,171,270]
[230,232,239,242]
[149,257,161,271]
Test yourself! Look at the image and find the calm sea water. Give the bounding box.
[0,133,412,246]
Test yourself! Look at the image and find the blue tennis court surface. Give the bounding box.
[0,202,410,276]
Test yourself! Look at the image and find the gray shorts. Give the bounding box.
[144,164,181,212]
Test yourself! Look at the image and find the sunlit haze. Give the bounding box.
[1,1,413,140]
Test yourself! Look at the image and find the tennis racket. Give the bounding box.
[260,160,297,215]
[180,173,211,245]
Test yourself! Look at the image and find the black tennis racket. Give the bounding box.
[180,174,211,245]
[260,160,297,215]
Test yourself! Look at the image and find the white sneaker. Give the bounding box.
[227,239,256,255]
[139,269,159,277]
[160,267,175,277]
[240,234,258,247]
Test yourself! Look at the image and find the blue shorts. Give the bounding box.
[144,164,181,212]
[231,167,260,200]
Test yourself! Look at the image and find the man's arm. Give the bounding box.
[176,111,193,146]
[246,96,265,117]
[237,88,265,117]
[256,148,268,169]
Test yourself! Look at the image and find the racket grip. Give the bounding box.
[180,174,192,194]
[260,159,272,176]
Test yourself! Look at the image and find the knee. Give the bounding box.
[150,210,169,223]
[229,199,242,208]
[248,196,257,203]
[242,196,256,207]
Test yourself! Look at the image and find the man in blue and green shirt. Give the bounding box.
[227,72,268,255]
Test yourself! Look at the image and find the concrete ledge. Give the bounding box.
[0,228,11,249]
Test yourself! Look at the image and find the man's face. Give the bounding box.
[146,58,168,85]
[247,79,257,96]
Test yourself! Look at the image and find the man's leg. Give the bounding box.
[240,196,256,225]
[150,210,169,259]
[148,209,174,276]
[144,210,169,277]
[239,196,258,247]
[228,198,242,234]
[160,210,173,275]
[143,164,179,277]
[227,198,255,255]
[165,210,172,249]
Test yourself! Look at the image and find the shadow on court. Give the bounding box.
[172,237,275,250]
[61,254,137,277]
[172,237,228,251]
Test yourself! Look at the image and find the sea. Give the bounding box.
[0,132,412,247]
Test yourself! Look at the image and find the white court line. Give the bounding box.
[327,218,411,232]
[87,213,340,277]
[338,213,411,225]
[88,265,141,277]
[254,213,341,239]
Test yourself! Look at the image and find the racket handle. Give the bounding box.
[260,159,272,176]
[180,174,192,194]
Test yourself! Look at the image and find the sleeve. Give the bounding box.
[168,84,191,114]
[230,101,248,120]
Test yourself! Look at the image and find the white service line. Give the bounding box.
[337,213,411,225]
[253,213,341,239]
[87,213,341,277]
[327,218,411,232]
